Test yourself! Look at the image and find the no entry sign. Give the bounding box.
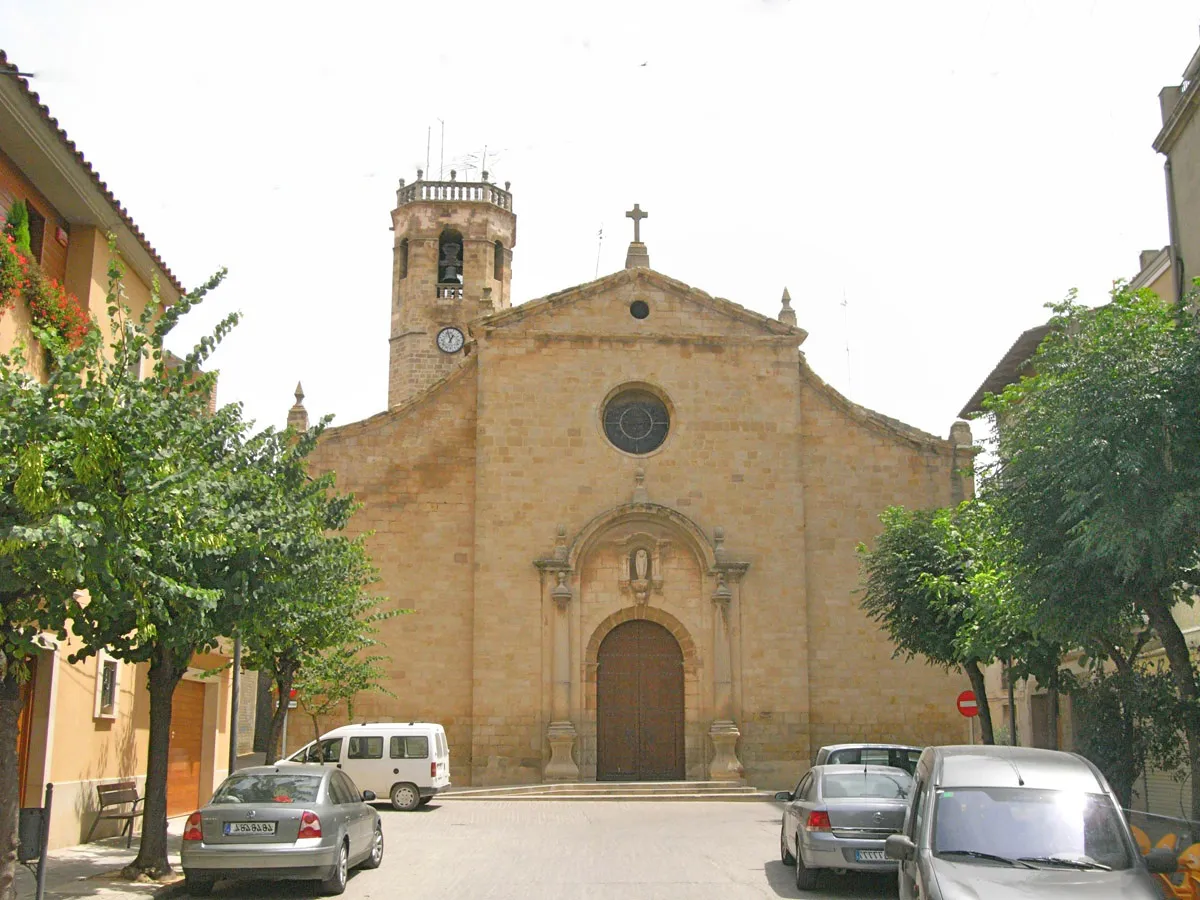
[957,690,979,718]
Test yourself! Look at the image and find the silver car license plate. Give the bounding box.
[855,849,887,862]
[224,821,276,835]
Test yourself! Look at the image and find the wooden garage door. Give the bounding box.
[597,620,685,781]
[167,680,206,816]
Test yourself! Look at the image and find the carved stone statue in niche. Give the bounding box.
[633,548,649,581]
[616,537,668,605]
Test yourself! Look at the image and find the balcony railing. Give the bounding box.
[436,284,464,300]
[397,172,512,211]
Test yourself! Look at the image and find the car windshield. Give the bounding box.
[212,773,323,805]
[823,771,912,800]
[932,787,1133,870]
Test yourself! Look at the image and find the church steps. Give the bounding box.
[439,781,773,801]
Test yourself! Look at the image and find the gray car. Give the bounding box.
[180,765,384,896]
[885,745,1176,899]
[813,742,924,774]
[776,764,914,890]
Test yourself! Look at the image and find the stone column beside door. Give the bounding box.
[708,531,748,782]
[537,533,580,782]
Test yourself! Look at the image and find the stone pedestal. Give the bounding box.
[708,721,744,782]
[545,722,580,782]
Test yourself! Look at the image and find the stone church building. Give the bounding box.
[298,173,975,790]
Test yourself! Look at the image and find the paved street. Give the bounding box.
[202,800,897,900]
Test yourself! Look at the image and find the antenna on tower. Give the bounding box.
[425,126,431,179]
[438,118,445,179]
[841,290,853,397]
[594,226,604,279]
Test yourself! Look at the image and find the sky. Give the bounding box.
[4,1,1199,441]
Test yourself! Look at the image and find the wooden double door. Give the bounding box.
[596,620,685,781]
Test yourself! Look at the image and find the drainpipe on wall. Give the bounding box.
[228,636,241,774]
[1165,156,1185,305]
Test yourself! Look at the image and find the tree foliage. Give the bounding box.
[0,323,103,900]
[983,283,1200,819]
[858,500,1065,746]
[236,439,404,763]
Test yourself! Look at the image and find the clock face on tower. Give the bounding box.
[436,326,465,353]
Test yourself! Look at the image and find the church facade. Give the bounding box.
[301,174,975,789]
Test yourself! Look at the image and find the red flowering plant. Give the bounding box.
[0,231,27,317]
[1,215,94,349]
[24,270,93,349]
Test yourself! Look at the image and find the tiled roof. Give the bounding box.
[958,323,1052,418]
[0,50,185,296]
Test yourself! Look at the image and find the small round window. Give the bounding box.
[603,389,670,455]
[630,300,650,319]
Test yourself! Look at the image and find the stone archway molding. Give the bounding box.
[567,502,720,574]
[585,604,700,677]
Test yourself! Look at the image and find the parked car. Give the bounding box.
[180,765,383,896]
[776,763,914,889]
[813,742,923,775]
[282,721,451,810]
[885,745,1176,899]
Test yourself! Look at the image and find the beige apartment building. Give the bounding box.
[297,174,979,792]
[0,53,236,849]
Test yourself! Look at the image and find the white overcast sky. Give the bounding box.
[5,1,1199,441]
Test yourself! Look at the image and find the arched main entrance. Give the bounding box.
[596,620,685,781]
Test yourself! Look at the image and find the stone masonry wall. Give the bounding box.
[309,365,479,786]
[798,370,968,769]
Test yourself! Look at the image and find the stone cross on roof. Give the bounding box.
[625,204,648,243]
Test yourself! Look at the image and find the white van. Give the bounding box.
[282,722,451,810]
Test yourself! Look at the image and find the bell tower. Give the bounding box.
[388,169,516,409]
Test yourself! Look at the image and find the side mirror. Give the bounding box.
[1145,847,1177,874]
[774,791,792,802]
[885,834,917,862]
[362,790,377,802]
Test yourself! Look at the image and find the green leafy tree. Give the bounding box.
[1070,635,1183,809]
[61,256,248,878]
[0,334,103,900]
[984,283,1200,819]
[236,441,403,763]
[295,642,396,747]
[858,504,999,744]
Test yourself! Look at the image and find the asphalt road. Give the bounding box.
[202,799,898,899]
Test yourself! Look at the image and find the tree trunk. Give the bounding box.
[1048,686,1059,751]
[266,671,296,765]
[1007,660,1018,746]
[1144,598,1200,822]
[125,646,186,879]
[0,669,22,900]
[965,660,994,744]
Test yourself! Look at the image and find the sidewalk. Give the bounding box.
[14,816,186,900]
[15,753,268,899]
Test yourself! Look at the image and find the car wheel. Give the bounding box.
[320,841,348,896]
[390,783,420,811]
[184,873,214,896]
[794,849,819,891]
[360,822,384,870]
[780,822,796,865]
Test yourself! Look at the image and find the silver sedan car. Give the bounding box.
[180,765,384,896]
[777,764,913,890]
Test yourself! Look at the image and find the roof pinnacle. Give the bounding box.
[778,288,797,326]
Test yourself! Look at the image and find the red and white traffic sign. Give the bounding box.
[956,690,979,718]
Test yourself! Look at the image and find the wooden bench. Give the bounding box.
[84,781,144,847]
